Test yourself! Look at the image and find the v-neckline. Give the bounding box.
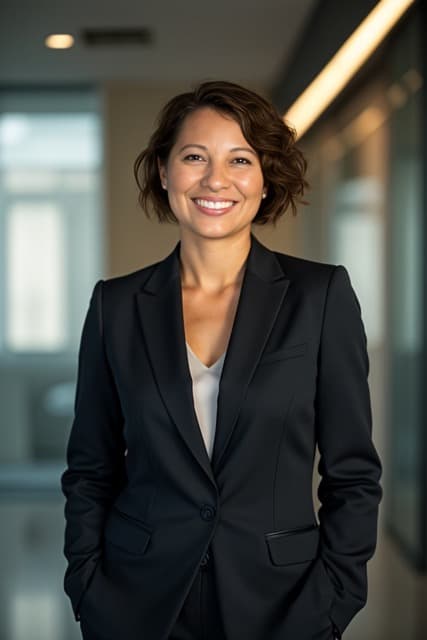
[185,342,226,370]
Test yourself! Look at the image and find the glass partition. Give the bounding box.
[386,16,424,567]
[297,10,425,568]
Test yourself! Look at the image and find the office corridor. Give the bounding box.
[0,1,426,639]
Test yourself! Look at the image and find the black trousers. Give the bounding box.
[169,550,227,640]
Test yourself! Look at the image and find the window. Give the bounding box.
[0,92,103,354]
[0,90,103,468]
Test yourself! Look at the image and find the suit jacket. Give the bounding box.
[61,234,382,640]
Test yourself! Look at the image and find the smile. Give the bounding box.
[193,198,236,210]
[192,198,236,211]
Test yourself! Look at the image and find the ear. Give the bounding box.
[157,158,167,188]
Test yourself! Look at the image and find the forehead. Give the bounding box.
[174,107,248,144]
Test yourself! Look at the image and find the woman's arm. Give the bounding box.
[315,265,382,637]
[61,280,127,620]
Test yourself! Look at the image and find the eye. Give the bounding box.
[183,153,205,162]
[231,157,252,165]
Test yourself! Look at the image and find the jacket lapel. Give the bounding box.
[211,235,290,471]
[136,245,216,487]
[135,234,290,483]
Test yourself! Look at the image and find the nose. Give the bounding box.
[200,160,230,191]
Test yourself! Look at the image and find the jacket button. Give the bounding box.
[200,504,216,521]
[200,551,211,567]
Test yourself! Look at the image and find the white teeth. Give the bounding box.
[194,199,234,210]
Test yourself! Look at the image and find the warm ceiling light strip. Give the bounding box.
[284,0,415,139]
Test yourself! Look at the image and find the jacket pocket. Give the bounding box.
[259,342,307,365]
[265,524,319,566]
[65,555,101,621]
[104,508,152,555]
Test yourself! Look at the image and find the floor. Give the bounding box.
[0,494,80,640]
[345,530,427,640]
[0,491,425,640]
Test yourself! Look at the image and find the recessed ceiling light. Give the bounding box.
[45,34,75,49]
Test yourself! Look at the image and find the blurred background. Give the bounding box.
[0,0,425,638]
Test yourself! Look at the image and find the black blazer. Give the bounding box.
[62,234,382,640]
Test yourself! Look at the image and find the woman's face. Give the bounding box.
[158,107,265,243]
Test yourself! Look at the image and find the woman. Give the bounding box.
[62,81,382,640]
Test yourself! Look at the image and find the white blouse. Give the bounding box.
[186,343,226,459]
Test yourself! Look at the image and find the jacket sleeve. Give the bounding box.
[315,265,382,636]
[61,280,127,620]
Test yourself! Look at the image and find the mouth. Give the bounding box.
[191,197,237,215]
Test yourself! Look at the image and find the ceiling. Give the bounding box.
[0,0,317,89]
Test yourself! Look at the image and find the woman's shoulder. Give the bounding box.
[271,249,358,317]
[271,248,339,285]
[252,235,340,286]
[102,258,164,288]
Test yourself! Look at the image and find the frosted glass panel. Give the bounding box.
[6,202,66,351]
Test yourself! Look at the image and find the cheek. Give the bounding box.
[168,167,199,193]
[237,173,264,198]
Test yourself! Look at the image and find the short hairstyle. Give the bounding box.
[134,80,308,225]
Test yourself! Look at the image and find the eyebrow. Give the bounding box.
[178,143,257,156]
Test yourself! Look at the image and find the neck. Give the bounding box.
[179,232,251,293]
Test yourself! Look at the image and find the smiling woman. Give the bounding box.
[156,108,266,243]
[62,81,382,640]
[134,80,308,225]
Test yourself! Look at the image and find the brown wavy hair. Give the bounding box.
[134,81,308,225]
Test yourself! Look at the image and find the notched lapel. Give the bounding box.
[135,235,290,484]
[211,235,290,471]
[135,244,216,487]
